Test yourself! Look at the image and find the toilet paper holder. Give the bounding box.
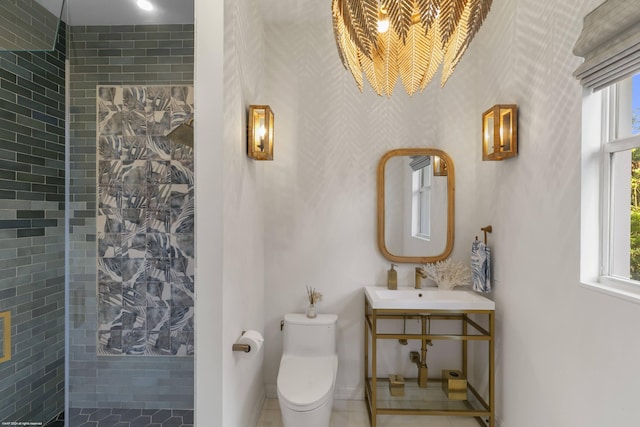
[232,330,251,352]
[232,329,265,355]
[232,343,251,353]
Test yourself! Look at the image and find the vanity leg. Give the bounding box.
[489,311,495,427]
[462,314,468,379]
[371,310,377,427]
[364,303,371,425]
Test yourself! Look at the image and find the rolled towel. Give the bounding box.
[471,240,491,293]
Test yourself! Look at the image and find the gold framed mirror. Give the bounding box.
[377,148,455,263]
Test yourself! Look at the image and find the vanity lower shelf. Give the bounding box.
[365,378,489,415]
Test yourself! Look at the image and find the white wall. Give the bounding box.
[194,1,223,425]
[195,1,266,426]
[260,15,475,399]
[259,0,640,426]
[221,1,267,426]
[477,0,640,426]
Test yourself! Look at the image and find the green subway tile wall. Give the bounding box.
[68,24,194,411]
[0,20,66,425]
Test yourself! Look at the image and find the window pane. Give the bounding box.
[420,189,430,237]
[611,149,634,279]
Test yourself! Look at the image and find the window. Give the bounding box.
[411,164,432,241]
[575,0,640,301]
[582,73,640,300]
[604,75,640,280]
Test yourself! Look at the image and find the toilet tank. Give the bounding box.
[283,314,338,356]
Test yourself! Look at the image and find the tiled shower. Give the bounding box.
[0,18,67,425]
[0,7,196,425]
[68,23,195,419]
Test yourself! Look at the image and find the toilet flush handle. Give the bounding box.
[280,320,284,331]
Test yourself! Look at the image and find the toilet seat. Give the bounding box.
[277,355,338,412]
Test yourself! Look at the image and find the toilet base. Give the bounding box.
[278,394,333,427]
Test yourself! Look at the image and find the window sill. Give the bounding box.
[580,278,640,305]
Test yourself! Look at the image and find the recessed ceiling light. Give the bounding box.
[136,0,154,11]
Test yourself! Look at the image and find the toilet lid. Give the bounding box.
[277,355,337,412]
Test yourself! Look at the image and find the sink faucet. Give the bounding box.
[415,266,427,289]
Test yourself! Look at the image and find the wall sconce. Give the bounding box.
[247,105,274,161]
[433,156,448,176]
[482,104,518,161]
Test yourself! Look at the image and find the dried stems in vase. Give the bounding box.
[306,286,322,305]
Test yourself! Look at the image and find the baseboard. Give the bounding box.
[266,383,277,399]
[477,414,507,427]
[333,385,364,400]
[250,388,266,426]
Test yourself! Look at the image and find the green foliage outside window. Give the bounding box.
[631,109,640,280]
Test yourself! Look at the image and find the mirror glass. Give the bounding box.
[0,0,64,51]
[377,148,454,263]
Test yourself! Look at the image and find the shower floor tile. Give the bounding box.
[63,408,193,427]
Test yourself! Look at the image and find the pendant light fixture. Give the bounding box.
[332,0,493,97]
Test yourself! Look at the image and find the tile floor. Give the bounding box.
[257,399,487,427]
[65,408,193,427]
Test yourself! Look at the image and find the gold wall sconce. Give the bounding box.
[482,104,518,161]
[433,156,448,176]
[247,105,274,161]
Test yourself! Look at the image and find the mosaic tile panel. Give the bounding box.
[96,85,194,357]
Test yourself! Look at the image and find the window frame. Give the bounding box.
[581,75,640,303]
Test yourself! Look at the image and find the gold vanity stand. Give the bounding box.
[364,297,495,427]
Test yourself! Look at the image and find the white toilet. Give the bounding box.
[277,313,338,427]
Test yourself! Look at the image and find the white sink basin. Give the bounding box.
[364,286,495,311]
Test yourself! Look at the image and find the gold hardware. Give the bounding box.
[232,343,251,353]
[482,105,518,161]
[415,266,427,289]
[0,311,10,364]
[398,316,408,345]
[475,225,493,245]
[247,105,274,160]
[442,370,468,400]
[388,374,404,396]
[387,264,397,290]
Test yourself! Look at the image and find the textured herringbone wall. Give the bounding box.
[260,12,480,399]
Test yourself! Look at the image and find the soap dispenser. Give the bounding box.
[387,264,398,290]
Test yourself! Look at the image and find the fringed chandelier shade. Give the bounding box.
[332,0,493,97]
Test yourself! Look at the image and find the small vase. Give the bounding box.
[306,303,317,318]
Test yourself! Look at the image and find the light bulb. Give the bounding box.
[377,17,389,33]
[377,7,389,33]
